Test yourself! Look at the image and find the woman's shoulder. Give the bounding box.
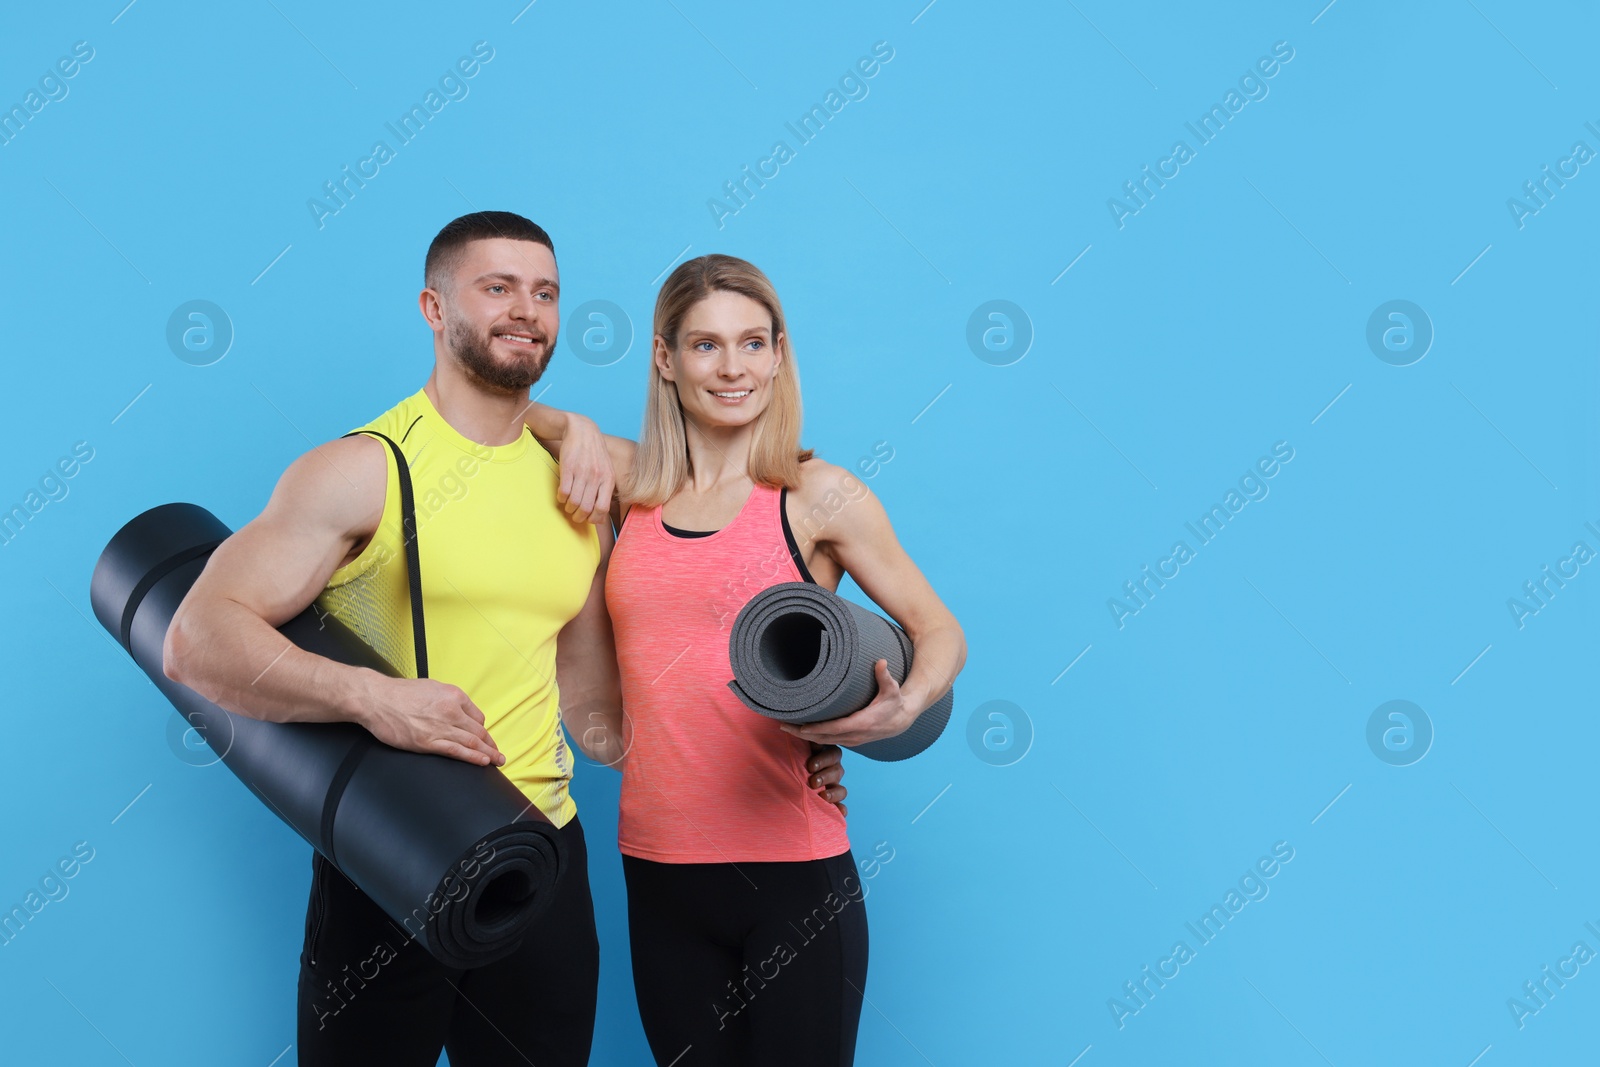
[790,455,870,509]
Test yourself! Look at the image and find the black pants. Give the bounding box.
[622,850,869,1067]
[296,816,598,1066]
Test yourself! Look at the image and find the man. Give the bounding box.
[162,211,847,1065]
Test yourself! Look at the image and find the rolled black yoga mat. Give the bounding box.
[89,502,565,969]
[726,582,953,762]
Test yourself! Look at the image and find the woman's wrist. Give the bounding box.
[894,681,931,728]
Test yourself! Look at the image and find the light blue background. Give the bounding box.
[2,1,1596,1064]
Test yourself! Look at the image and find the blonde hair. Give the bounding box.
[623,254,813,507]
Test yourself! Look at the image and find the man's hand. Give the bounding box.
[357,674,505,766]
[807,743,849,817]
[782,660,912,748]
[555,412,614,524]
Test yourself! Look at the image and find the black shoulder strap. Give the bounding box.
[343,429,429,679]
[778,486,817,585]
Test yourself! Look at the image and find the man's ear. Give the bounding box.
[652,335,675,382]
[419,288,446,331]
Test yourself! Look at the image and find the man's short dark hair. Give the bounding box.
[424,211,555,292]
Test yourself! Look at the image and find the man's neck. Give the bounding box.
[423,366,530,447]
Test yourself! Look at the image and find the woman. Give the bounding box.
[528,254,966,1066]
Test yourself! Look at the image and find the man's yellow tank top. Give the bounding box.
[315,386,598,828]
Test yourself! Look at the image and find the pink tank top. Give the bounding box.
[605,481,851,863]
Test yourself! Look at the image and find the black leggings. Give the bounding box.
[622,850,869,1067]
[296,816,598,1067]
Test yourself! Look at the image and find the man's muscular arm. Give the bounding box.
[162,436,504,767]
[555,522,628,768]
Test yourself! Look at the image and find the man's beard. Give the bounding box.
[446,316,555,394]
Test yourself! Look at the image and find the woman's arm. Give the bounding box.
[522,403,637,526]
[779,462,967,748]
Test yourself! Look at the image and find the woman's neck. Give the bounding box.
[680,415,756,493]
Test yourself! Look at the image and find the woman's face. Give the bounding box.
[656,289,784,429]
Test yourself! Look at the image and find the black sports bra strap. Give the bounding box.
[343,429,429,679]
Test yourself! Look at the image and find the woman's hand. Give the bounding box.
[806,743,849,817]
[782,660,913,749]
[554,413,614,525]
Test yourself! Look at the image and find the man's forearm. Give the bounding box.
[565,699,628,769]
[555,630,627,769]
[165,597,376,728]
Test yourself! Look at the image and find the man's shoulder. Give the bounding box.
[265,433,387,537]
[274,391,425,509]
[346,388,428,443]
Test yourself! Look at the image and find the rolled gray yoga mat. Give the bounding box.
[726,582,953,761]
[89,502,566,969]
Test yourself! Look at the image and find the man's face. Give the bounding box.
[432,237,560,394]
